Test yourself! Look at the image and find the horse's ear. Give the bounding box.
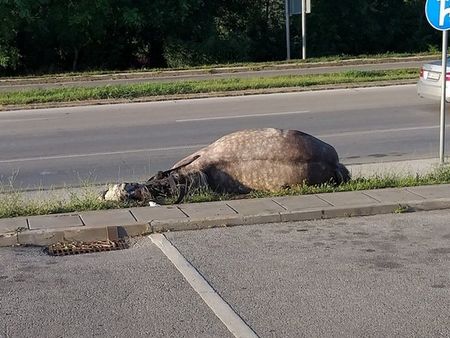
[148,155,200,182]
[170,155,200,172]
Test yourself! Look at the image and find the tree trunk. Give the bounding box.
[72,47,79,71]
[148,39,167,68]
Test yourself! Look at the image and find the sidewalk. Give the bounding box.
[2,183,450,247]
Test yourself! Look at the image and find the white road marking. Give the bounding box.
[0,117,55,123]
[176,110,310,122]
[40,170,56,176]
[149,234,259,338]
[1,124,445,164]
[0,144,207,164]
[318,124,446,138]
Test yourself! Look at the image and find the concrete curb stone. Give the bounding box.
[0,233,18,247]
[151,216,244,233]
[18,229,65,247]
[15,223,152,247]
[407,198,450,211]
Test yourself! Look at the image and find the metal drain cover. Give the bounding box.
[46,239,130,256]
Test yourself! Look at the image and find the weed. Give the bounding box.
[394,205,411,214]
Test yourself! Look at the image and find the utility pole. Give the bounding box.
[301,0,306,59]
[286,0,310,60]
[285,0,291,60]
[439,30,448,164]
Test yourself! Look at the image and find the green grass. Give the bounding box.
[0,186,124,219]
[2,166,450,220]
[0,69,418,106]
[190,165,450,202]
[249,166,450,199]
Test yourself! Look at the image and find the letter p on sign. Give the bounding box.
[426,0,450,31]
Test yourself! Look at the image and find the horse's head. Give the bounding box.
[102,182,151,203]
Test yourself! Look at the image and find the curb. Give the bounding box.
[2,195,450,248]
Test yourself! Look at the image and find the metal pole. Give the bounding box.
[285,0,291,60]
[440,30,448,165]
[301,0,306,59]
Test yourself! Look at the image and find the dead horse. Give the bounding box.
[102,128,350,203]
[168,128,350,194]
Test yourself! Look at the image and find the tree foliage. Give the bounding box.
[0,0,440,75]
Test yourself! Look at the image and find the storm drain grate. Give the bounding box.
[45,239,130,256]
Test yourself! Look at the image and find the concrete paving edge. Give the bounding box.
[2,197,450,248]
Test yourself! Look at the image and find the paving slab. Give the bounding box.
[178,201,237,218]
[227,198,285,216]
[407,184,450,199]
[273,194,332,211]
[0,217,28,233]
[130,205,187,223]
[28,214,83,230]
[363,188,426,204]
[80,209,137,227]
[317,190,379,207]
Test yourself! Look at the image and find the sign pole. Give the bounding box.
[440,30,448,165]
[301,0,306,59]
[425,0,450,164]
[285,0,291,60]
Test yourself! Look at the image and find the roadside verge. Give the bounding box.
[1,184,450,247]
[0,79,416,112]
[0,74,417,111]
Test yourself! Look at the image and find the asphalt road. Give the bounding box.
[0,84,445,191]
[1,210,449,337]
[0,60,424,92]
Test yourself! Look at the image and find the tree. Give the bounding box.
[0,0,443,75]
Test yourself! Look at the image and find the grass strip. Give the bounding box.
[1,165,450,220]
[0,187,123,219]
[0,69,418,106]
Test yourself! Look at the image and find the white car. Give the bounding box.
[417,59,450,101]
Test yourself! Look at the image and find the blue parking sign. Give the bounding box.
[426,0,450,30]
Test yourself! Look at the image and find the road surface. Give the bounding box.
[1,210,449,337]
[0,84,444,190]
